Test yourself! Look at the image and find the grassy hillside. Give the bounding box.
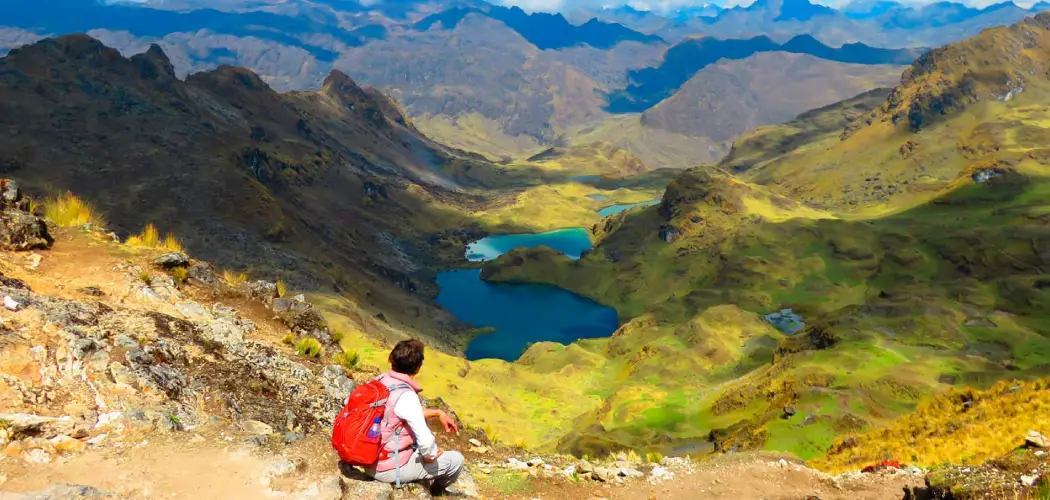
[561,53,902,168]
[642,53,903,143]
[470,14,1050,457]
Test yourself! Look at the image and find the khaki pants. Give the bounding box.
[370,450,464,494]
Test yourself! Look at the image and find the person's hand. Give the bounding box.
[438,412,459,434]
[423,450,443,464]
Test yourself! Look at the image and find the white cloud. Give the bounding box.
[509,0,1040,11]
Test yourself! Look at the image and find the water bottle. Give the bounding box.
[366,416,381,440]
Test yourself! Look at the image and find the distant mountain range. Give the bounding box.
[2,0,1046,168]
[582,0,1050,47]
[414,5,664,49]
[607,34,920,113]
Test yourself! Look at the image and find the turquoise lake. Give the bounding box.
[597,199,660,217]
[438,269,619,361]
[465,228,593,262]
[442,230,619,361]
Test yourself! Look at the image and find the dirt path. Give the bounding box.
[0,434,278,499]
[607,456,919,500]
[491,453,920,500]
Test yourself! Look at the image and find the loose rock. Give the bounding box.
[1026,430,1049,449]
[153,253,189,268]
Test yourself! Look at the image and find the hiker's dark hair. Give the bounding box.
[389,339,425,375]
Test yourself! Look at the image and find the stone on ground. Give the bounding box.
[153,253,189,268]
[0,483,111,499]
[1026,430,1049,449]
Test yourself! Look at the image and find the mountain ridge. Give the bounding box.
[606,33,920,113]
[0,33,506,343]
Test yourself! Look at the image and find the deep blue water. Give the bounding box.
[597,199,660,217]
[438,269,619,361]
[465,228,593,262]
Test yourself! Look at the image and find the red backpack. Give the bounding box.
[331,379,393,465]
[331,378,411,465]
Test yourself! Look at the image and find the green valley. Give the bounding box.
[470,13,1050,459]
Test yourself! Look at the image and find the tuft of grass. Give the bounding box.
[282,334,296,346]
[138,270,152,284]
[127,223,184,252]
[645,451,664,464]
[330,328,346,344]
[334,350,360,371]
[171,267,188,284]
[44,192,106,228]
[223,270,249,286]
[482,424,501,446]
[295,337,323,358]
[276,279,287,298]
[514,437,527,449]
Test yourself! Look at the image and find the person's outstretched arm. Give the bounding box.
[423,408,459,433]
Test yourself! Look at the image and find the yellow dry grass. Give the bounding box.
[43,192,106,228]
[222,269,249,286]
[814,378,1050,472]
[127,223,184,253]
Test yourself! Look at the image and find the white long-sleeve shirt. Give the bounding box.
[393,390,438,460]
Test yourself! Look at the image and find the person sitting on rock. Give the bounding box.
[366,339,464,495]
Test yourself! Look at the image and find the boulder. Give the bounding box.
[445,470,480,498]
[292,308,328,335]
[248,280,278,305]
[391,484,430,500]
[242,420,275,436]
[0,483,112,499]
[1026,430,1049,449]
[341,476,393,500]
[186,262,219,286]
[575,459,594,474]
[618,467,644,479]
[174,301,213,321]
[322,365,356,401]
[0,209,53,251]
[592,466,617,482]
[312,475,344,500]
[0,414,74,437]
[153,253,189,268]
[0,179,22,209]
[77,287,105,297]
[148,275,182,301]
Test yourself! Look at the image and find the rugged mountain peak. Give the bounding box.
[878,12,1050,131]
[129,43,176,81]
[322,69,366,99]
[4,34,123,71]
[322,70,410,127]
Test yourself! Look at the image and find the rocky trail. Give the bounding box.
[0,179,1036,499]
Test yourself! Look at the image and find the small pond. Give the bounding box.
[465,228,593,262]
[570,175,601,183]
[597,199,660,217]
[587,193,608,201]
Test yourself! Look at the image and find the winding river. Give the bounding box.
[437,229,619,362]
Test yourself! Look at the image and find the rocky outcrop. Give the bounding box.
[0,180,52,251]
[0,261,356,466]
